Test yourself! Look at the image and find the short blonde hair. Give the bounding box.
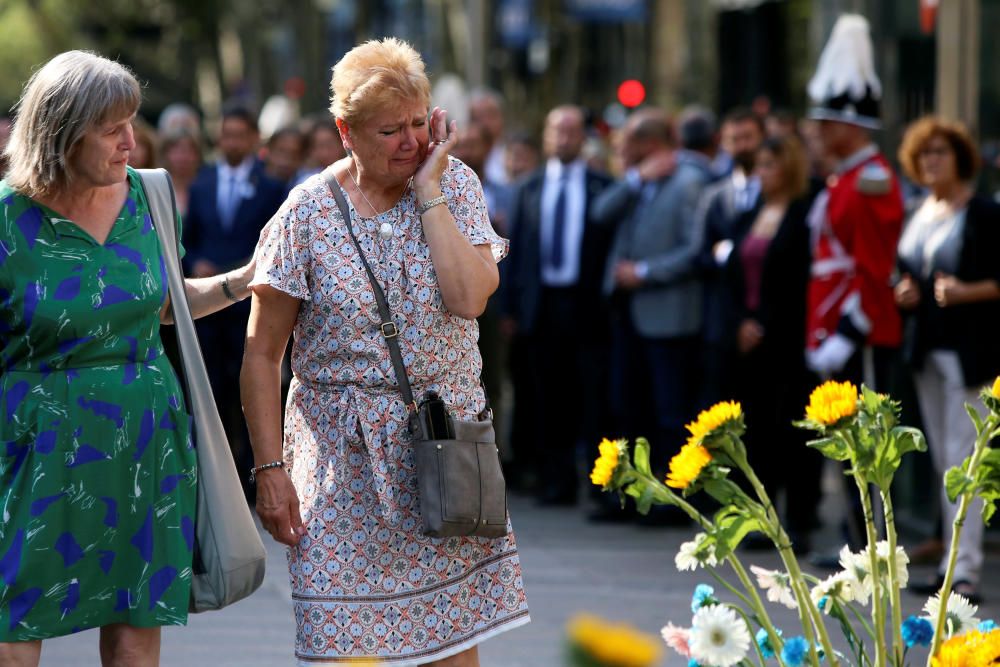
[329,38,431,127]
[4,50,141,198]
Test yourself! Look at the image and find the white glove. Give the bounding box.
[806,333,856,379]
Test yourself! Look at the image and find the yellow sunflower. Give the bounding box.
[932,629,1000,667]
[665,442,712,489]
[685,400,742,444]
[591,438,623,487]
[805,380,859,426]
[568,614,662,667]
[992,376,1000,399]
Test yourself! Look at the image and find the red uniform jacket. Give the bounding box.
[806,148,904,350]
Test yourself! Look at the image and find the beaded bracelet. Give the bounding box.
[417,195,448,215]
[249,460,284,483]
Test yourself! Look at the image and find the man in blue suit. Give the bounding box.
[503,105,612,505]
[183,106,287,500]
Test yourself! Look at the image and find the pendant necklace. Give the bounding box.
[348,165,406,241]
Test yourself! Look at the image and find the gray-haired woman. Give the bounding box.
[0,51,254,666]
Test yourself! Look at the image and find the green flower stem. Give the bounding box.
[640,471,787,667]
[730,605,768,667]
[880,491,904,667]
[728,441,838,667]
[855,475,887,667]
[835,601,875,666]
[709,567,754,610]
[926,412,1000,663]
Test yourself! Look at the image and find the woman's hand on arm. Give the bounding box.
[159,256,257,324]
[240,284,305,546]
[412,107,499,319]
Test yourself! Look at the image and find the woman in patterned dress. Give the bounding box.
[0,51,257,666]
[241,39,530,666]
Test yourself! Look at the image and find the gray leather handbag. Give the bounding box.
[138,168,267,611]
[324,169,509,538]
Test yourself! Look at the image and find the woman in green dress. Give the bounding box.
[0,51,256,666]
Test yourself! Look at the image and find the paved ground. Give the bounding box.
[39,481,1000,666]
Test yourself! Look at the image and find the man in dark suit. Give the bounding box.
[183,107,287,499]
[695,108,766,407]
[592,108,712,467]
[503,105,612,505]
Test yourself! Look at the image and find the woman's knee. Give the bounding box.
[99,624,160,667]
[0,640,42,667]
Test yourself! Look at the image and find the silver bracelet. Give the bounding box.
[221,274,242,302]
[249,459,284,483]
[417,195,448,215]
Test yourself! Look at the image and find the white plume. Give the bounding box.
[807,14,882,103]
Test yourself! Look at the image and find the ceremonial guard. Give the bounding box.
[804,14,905,387]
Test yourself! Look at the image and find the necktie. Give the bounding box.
[549,173,567,270]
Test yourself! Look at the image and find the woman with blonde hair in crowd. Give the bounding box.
[0,50,255,667]
[724,134,820,553]
[241,38,530,666]
[896,116,1000,604]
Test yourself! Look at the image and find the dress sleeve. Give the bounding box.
[249,189,312,300]
[440,158,509,263]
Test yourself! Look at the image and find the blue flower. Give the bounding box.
[756,627,782,659]
[781,636,810,667]
[980,619,998,632]
[901,615,934,648]
[691,583,716,613]
[688,660,702,667]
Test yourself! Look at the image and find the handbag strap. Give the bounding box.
[136,168,220,421]
[322,168,417,411]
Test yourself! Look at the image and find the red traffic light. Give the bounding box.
[617,79,646,108]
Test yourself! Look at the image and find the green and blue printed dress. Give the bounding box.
[0,167,195,640]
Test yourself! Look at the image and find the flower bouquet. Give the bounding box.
[591,379,1000,666]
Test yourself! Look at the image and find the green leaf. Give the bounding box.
[945,465,974,503]
[808,436,851,461]
[702,478,739,506]
[965,402,986,436]
[982,392,1000,416]
[633,438,652,476]
[891,426,927,453]
[712,508,763,558]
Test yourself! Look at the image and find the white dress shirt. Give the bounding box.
[216,158,255,230]
[540,158,587,287]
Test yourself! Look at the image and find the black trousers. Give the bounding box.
[531,286,609,501]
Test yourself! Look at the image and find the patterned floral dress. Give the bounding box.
[252,158,530,665]
[0,168,195,640]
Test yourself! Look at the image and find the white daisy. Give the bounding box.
[875,541,909,589]
[750,565,797,609]
[838,545,873,604]
[923,591,980,637]
[811,571,856,613]
[675,533,718,572]
[689,604,751,667]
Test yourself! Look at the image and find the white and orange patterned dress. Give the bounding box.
[252,158,530,665]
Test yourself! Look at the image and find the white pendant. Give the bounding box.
[379,222,393,240]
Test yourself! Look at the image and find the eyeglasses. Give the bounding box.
[918,146,951,158]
